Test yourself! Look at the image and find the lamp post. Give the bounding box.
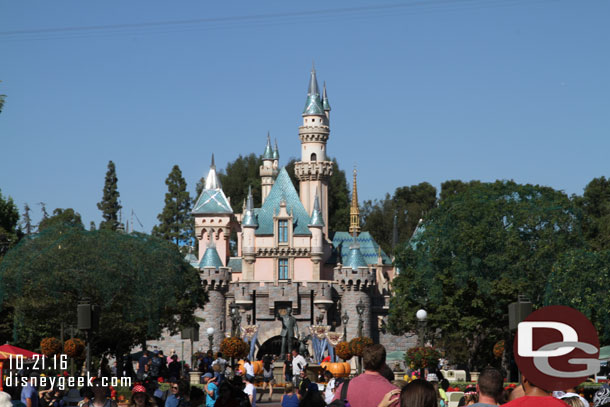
[207,327,215,353]
[356,299,365,338]
[416,309,427,347]
[341,311,349,341]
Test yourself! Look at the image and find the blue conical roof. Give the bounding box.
[263,133,273,160]
[242,186,258,227]
[344,244,368,270]
[322,82,331,111]
[303,67,324,115]
[199,246,223,268]
[273,139,279,160]
[309,194,324,227]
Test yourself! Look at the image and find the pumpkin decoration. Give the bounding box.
[493,340,505,359]
[41,337,62,356]
[335,341,353,360]
[237,359,263,376]
[64,338,85,358]
[321,361,351,378]
[349,337,373,357]
[220,337,249,359]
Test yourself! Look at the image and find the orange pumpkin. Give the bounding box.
[321,361,351,378]
[238,359,264,376]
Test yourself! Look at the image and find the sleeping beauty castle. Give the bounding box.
[149,67,415,360]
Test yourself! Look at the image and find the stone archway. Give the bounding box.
[256,335,299,360]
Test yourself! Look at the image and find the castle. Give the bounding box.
[150,67,413,359]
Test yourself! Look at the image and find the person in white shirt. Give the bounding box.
[291,349,307,385]
[243,358,255,382]
[243,375,257,407]
[323,371,336,405]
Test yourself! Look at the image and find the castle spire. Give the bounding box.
[204,153,222,190]
[263,132,273,160]
[349,167,361,234]
[273,138,279,161]
[303,64,324,115]
[322,81,331,111]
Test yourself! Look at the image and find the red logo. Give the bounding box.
[514,305,600,391]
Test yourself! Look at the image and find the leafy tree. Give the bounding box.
[388,180,584,369]
[97,160,121,231]
[153,165,193,246]
[0,224,207,355]
[544,249,610,344]
[0,190,20,258]
[439,180,481,201]
[285,157,350,236]
[361,182,437,255]
[21,204,34,235]
[218,154,263,212]
[38,208,84,231]
[89,221,96,231]
[576,176,610,250]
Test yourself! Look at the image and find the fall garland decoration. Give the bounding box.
[349,337,373,357]
[41,337,62,357]
[404,346,442,370]
[335,341,353,360]
[63,338,85,358]
[219,336,249,359]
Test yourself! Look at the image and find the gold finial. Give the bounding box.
[349,165,361,235]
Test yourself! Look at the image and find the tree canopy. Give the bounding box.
[361,182,437,255]
[388,180,584,368]
[217,154,263,212]
[0,189,20,259]
[577,176,610,251]
[153,165,193,247]
[97,160,122,231]
[0,219,206,354]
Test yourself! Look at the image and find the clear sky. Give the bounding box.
[1,0,609,232]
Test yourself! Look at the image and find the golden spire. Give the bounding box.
[349,167,361,234]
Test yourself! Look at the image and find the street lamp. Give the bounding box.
[207,327,215,353]
[416,309,427,347]
[342,311,349,341]
[356,299,365,338]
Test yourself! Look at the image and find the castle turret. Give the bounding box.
[309,192,324,279]
[273,139,280,170]
[260,133,278,204]
[241,186,257,280]
[199,240,231,349]
[335,235,375,339]
[322,81,331,121]
[294,65,333,235]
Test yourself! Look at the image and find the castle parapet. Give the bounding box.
[335,267,376,291]
[201,267,230,290]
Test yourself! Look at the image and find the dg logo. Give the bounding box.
[514,305,600,390]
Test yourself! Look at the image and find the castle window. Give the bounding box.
[279,220,288,243]
[279,258,289,280]
[311,153,317,161]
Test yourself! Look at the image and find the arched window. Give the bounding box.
[311,153,317,161]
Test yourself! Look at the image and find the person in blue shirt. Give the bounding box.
[164,380,183,407]
[20,375,39,407]
[202,373,218,407]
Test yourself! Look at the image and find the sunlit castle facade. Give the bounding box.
[150,67,414,358]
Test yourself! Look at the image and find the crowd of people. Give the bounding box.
[4,343,610,407]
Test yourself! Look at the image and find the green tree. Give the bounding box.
[38,208,84,231]
[0,190,20,258]
[544,249,610,344]
[361,182,437,255]
[153,165,193,246]
[21,204,34,235]
[97,160,121,231]
[0,223,206,354]
[388,180,584,369]
[218,154,263,212]
[285,157,350,236]
[577,176,610,250]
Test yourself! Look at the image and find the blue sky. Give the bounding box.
[1,0,609,232]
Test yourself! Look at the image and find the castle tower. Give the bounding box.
[192,154,234,265]
[199,241,230,349]
[336,236,375,340]
[260,133,278,204]
[241,186,257,280]
[349,168,361,235]
[294,65,333,236]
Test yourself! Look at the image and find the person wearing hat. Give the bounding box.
[202,373,218,407]
[129,385,156,407]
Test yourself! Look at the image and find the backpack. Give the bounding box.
[328,379,351,407]
[150,357,162,376]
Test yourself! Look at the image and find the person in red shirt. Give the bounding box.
[501,376,568,406]
[332,344,399,407]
